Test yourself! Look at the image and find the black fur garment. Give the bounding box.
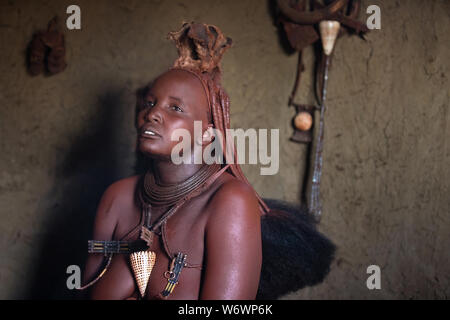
[256,199,336,300]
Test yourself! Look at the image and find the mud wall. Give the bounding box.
[0,0,448,299]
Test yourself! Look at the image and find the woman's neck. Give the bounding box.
[151,160,205,185]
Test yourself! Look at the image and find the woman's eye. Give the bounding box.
[146,101,155,108]
[172,105,183,112]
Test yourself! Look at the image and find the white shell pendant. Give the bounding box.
[319,21,341,56]
[129,250,156,297]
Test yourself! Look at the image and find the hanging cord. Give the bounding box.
[77,254,113,291]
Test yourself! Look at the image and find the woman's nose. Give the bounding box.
[145,106,162,123]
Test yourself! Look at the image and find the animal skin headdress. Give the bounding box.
[167,22,269,214]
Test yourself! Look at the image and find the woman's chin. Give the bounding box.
[139,146,172,161]
[138,139,181,160]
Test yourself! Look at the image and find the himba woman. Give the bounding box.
[79,22,335,300]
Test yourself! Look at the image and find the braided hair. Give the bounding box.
[167,22,270,214]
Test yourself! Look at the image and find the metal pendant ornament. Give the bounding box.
[161,252,187,298]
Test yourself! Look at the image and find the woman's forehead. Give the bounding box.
[149,69,206,98]
[146,69,211,121]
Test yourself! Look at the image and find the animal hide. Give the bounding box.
[257,199,336,299]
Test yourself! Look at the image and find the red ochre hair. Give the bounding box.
[167,22,269,214]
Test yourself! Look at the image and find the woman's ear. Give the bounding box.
[195,125,214,146]
[203,126,214,140]
[200,125,215,146]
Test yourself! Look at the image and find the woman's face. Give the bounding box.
[137,69,210,160]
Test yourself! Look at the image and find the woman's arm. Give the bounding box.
[81,183,119,289]
[200,180,262,300]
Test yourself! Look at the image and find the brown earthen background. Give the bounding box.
[0,0,448,299]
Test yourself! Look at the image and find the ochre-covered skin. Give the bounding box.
[82,69,263,299]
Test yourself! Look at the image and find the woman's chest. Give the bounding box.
[111,201,209,299]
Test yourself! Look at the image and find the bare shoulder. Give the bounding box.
[103,175,140,201]
[200,174,262,299]
[93,175,141,231]
[205,174,261,229]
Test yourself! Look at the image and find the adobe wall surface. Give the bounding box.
[0,0,448,299]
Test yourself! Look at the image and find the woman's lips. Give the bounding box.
[140,127,161,139]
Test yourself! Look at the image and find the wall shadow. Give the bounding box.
[26,88,129,299]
